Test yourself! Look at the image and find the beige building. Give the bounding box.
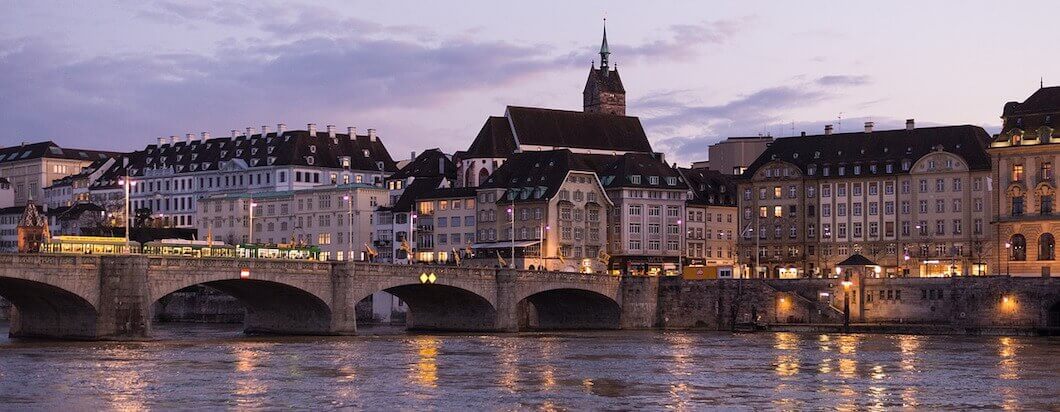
[692,136,774,176]
[739,121,995,278]
[198,183,386,261]
[414,187,477,263]
[679,168,738,277]
[0,141,115,205]
[990,86,1059,277]
[475,150,612,272]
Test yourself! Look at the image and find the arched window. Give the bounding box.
[1010,234,1027,261]
[1039,233,1055,261]
[478,168,490,186]
[464,167,474,187]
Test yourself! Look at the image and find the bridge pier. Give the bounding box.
[620,274,659,329]
[329,263,359,335]
[97,255,152,339]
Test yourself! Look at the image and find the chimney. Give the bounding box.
[439,157,446,175]
[326,124,336,138]
[277,123,287,136]
[201,131,211,141]
[185,133,194,142]
[864,121,874,133]
[307,123,317,135]
[824,124,834,135]
[245,127,253,138]
[157,137,166,146]
[368,128,377,141]
[906,119,915,130]
[347,126,357,137]
[411,151,417,160]
[230,129,238,138]
[170,135,178,144]
[261,125,269,137]
[800,131,806,137]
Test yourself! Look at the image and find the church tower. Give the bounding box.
[583,20,626,115]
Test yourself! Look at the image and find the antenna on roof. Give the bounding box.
[837,112,843,132]
[1042,77,1045,89]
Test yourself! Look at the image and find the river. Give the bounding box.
[0,323,1057,410]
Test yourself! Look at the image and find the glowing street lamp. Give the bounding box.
[117,175,137,251]
[1005,242,1012,276]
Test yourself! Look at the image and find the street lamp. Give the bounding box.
[117,175,136,251]
[248,200,259,244]
[343,194,353,261]
[677,219,684,276]
[1004,242,1012,276]
[839,267,852,332]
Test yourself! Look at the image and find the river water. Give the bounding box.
[0,324,1057,410]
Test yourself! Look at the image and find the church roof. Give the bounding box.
[506,106,651,153]
[463,117,517,158]
[584,67,625,94]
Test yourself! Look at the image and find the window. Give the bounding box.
[1012,164,1024,181]
[1012,196,1025,216]
[901,180,910,194]
[919,179,928,193]
[821,204,831,217]
[936,178,945,192]
[936,199,945,213]
[1043,162,1054,181]
[1010,234,1027,261]
[629,205,642,216]
[822,185,831,197]
[852,184,862,196]
[953,219,962,235]
[1040,233,1055,261]
[648,206,661,216]
[788,186,797,198]
[773,206,782,218]
[774,186,782,199]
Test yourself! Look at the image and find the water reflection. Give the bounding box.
[96,346,149,411]
[411,336,439,389]
[773,332,800,377]
[232,343,269,409]
[496,339,519,392]
[997,337,1021,411]
[665,333,695,409]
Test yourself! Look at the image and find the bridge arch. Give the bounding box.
[351,264,499,331]
[517,287,622,330]
[0,277,99,339]
[148,259,336,335]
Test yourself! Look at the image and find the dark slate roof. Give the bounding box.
[744,125,992,178]
[0,177,10,185]
[582,152,684,190]
[420,187,477,200]
[481,150,595,204]
[0,141,118,165]
[1000,86,1059,136]
[584,67,625,94]
[463,117,517,158]
[679,168,737,207]
[387,149,455,181]
[505,106,653,153]
[0,205,37,215]
[1003,86,1060,116]
[92,129,398,189]
[380,177,446,213]
[836,253,878,266]
[47,202,106,220]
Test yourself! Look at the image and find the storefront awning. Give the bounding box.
[471,240,541,249]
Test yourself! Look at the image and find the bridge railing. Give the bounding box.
[145,255,333,273]
[0,253,101,268]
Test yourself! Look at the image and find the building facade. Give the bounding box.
[413,187,477,264]
[198,183,386,261]
[0,141,116,206]
[990,86,1060,277]
[691,136,773,176]
[679,168,738,277]
[738,121,995,278]
[372,149,456,263]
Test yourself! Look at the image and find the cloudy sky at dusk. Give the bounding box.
[2,1,1056,164]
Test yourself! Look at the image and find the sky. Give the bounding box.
[2,1,1056,165]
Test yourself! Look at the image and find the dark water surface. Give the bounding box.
[0,323,1057,410]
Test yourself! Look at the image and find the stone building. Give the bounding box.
[738,121,994,278]
[582,22,625,116]
[0,141,116,205]
[43,157,115,210]
[0,178,12,208]
[678,167,738,277]
[475,150,613,272]
[691,136,773,176]
[989,85,1060,277]
[198,183,386,261]
[16,201,49,253]
[90,125,397,229]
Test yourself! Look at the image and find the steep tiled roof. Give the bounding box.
[585,152,683,189]
[381,177,446,213]
[1003,86,1060,116]
[481,150,598,204]
[420,187,477,200]
[584,67,625,94]
[92,129,397,188]
[679,168,737,207]
[0,141,118,165]
[505,106,653,153]
[387,149,455,181]
[744,125,992,178]
[47,202,106,220]
[463,117,517,159]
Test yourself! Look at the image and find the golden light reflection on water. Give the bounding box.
[538,338,558,391]
[233,344,268,409]
[666,334,695,409]
[898,335,920,372]
[997,337,1021,410]
[773,333,800,377]
[96,347,148,411]
[496,340,519,392]
[411,337,439,389]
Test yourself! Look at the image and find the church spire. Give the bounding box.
[599,18,610,74]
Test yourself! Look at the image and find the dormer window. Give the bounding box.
[190,164,198,171]
[306,156,315,165]
[251,148,258,155]
[666,177,677,186]
[220,150,228,158]
[363,149,370,158]
[341,157,351,169]
[236,149,243,157]
[309,145,317,154]
[191,153,198,161]
[902,160,911,171]
[268,157,276,165]
[268,146,275,154]
[630,175,641,184]
[251,159,259,166]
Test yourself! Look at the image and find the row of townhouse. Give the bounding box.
[736,86,1060,278]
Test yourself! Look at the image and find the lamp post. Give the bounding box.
[507,205,515,269]
[1004,241,1011,276]
[343,193,353,261]
[839,267,852,332]
[117,175,136,251]
[248,200,258,244]
[677,219,684,276]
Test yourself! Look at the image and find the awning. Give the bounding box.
[471,240,541,249]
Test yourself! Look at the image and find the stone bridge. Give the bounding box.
[0,254,658,340]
